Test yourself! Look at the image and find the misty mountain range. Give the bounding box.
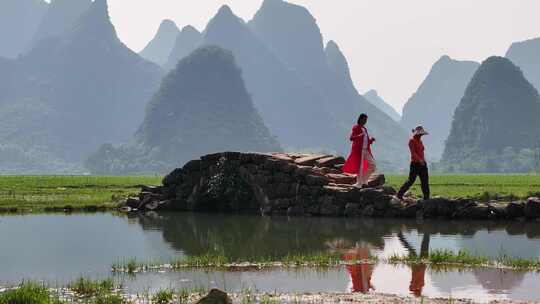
[0,0,162,173]
[0,0,539,173]
[140,19,180,66]
[401,56,480,161]
[363,90,400,122]
[143,1,409,171]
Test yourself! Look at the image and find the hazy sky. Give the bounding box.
[106,0,540,113]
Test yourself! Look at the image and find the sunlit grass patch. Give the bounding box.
[0,176,161,212]
[386,174,540,201]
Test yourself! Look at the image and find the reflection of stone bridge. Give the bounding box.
[130,212,540,259]
[129,152,540,220]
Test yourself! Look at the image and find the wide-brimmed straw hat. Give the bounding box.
[412,126,429,136]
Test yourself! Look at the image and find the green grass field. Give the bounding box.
[387,175,540,201]
[0,176,161,212]
[0,175,539,212]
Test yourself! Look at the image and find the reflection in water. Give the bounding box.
[474,268,525,294]
[133,212,393,259]
[2,213,540,301]
[132,212,540,260]
[129,212,540,301]
[397,231,430,297]
[342,246,374,293]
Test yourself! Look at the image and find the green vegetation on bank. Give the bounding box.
[386,174,540,201]
[0,279,126,304]
[0,280,210,304]
[0,175,539,213]
[0,176,161,212]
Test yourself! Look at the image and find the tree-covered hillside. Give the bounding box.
[87,46,281,174]
[442,56,540,173]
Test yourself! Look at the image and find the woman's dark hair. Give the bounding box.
[357,113,368,124]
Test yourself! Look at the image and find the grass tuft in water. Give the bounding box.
[152,289,174,304]
[497,255,540,269]
[389,249,540,270]
[68,277,115,297]
[89,293,126,304]
[111,252,354,273]
[0,282,65,304]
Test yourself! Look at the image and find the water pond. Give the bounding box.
[1,212,540,302]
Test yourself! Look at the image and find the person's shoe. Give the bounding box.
[390,196,402,206]
[352,182,363,188]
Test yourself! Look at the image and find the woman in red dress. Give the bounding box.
[343,113,376,187]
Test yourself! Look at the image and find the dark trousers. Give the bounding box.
[398,162,430,200]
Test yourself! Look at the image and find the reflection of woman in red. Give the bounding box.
[342,246,374,293]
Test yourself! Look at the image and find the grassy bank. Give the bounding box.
[387,174,540,201]
[0,279,122,304]
[1,273,538,303]
[0,175,539,213]
[0,176,161,212]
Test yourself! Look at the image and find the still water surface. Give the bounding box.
[1,213,540,302]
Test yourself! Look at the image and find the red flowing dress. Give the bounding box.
[342,124,373,175]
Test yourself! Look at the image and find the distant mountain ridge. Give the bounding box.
[29,0,91,49]
[162,1,408,169]
[1,0,411,173]
[0,0,163,173]
[199,5,342,152]
[140,19,180,66]
[401,55,479,160]
[363,90,401,122]
[164,25,202,70]
[249,0,408,167]
[442,56,540,173]
[87,46,281,174]
[249,0,329,90]
[506,37,540,93]
[0,0,48,58]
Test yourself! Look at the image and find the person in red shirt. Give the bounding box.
[397,126,430,200]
